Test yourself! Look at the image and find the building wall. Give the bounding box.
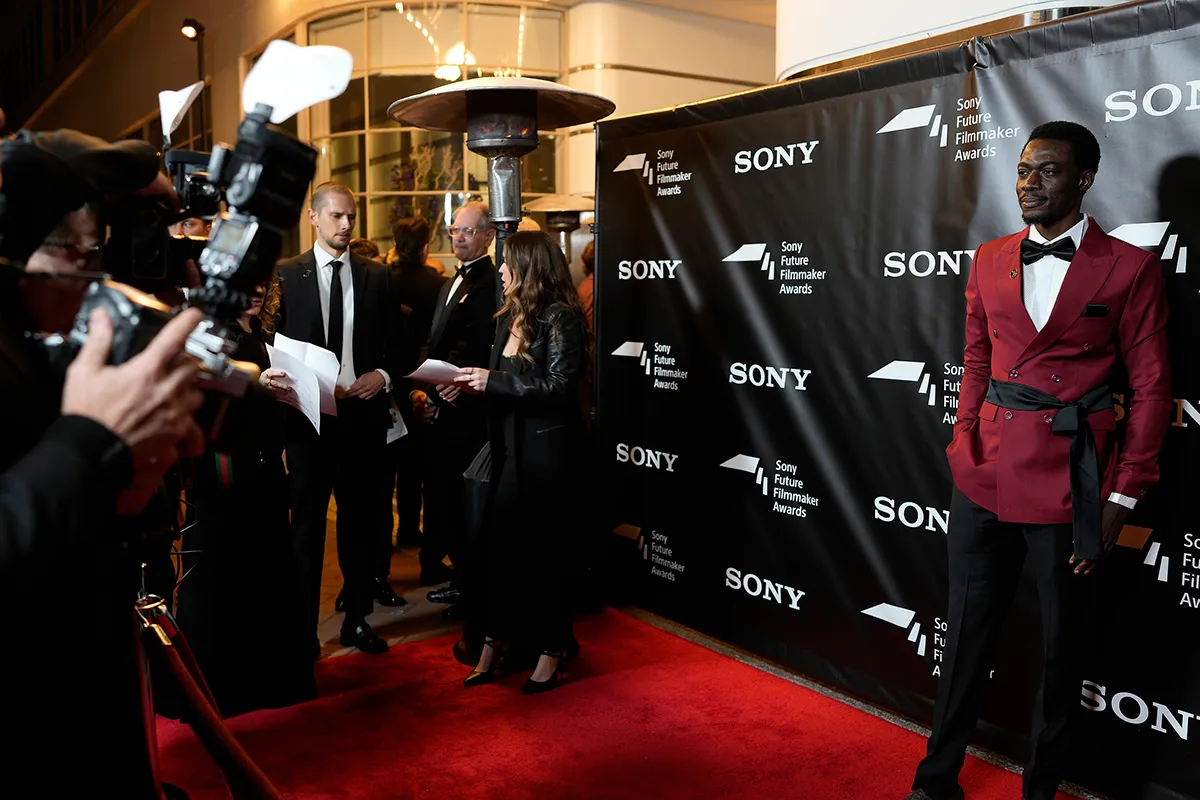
[775,0,1123,79]
[563,0,775,195]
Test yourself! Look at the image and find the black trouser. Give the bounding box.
[287,401,387,630]
[914,490,1085,800]
[421,408,486,576]
[375,425,427,581]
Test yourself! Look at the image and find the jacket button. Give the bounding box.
[1009,369,1019,378]
[1004,411,1014,420]
[1044,414,1053,423]
[1083,343,1093,351]
[1051,374,1061,382]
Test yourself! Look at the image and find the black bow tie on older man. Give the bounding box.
[1020,236,1077,267]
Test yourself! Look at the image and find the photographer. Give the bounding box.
[0,124,209,792]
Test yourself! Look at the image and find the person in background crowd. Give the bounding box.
[417,201,496,661]
[387,217,448,563]
[454,230,591,694]
[577,240,595,332]
[349,237,381,261]
[905,121,1172,800]
[275,182,405,657]
[174,277,315,715]
[168,217,212,238]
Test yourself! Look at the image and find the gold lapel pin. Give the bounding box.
[1010,268,1019,279]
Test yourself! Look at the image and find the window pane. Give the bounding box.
[314,135,366,193]
[466,5,561,76]
[367,131,464,193]
[468,132,556,194]
[368,193,478,254]
[368,74,455,129]
[309,11,364,68]
[369,3,463,71]
[310,77,366,137]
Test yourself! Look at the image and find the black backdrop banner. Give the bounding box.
[594,2,1200,798]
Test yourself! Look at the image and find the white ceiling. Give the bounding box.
[555,0,777,27]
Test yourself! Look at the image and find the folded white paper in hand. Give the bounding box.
[386,405,409,444]
[273,332,341,415]
[265,345,322,434]
[405,358,462,385]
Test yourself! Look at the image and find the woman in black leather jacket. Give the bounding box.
[454,230,591,694]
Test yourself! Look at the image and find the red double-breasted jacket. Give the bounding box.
[947,218,1172,524]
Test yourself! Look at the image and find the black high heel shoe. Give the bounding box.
[522,650,568,695]
[464,637,507,687]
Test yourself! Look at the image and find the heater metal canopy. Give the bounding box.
[387,77,616,131]
[523,194,595,213]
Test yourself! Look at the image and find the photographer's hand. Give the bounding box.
[61,308,207,514]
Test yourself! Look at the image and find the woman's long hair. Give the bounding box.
[497,231,589,365]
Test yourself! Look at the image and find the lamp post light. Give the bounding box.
[181,19,206,148]
[387,77,614,309]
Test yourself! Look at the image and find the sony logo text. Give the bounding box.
[1082,681,1195,741]
[1105,81,1200,123]
[616,444,678,473]
[725,568,806,610]
[884,250,976,278]
[875,497,950,535]
[729,363,812,391]
[734,141,820,173]
[618,259,681,280]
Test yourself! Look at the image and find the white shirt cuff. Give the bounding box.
[375,369,392,393]
[1107,492,1137,510]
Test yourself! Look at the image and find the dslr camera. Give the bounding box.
[47,104,316,448]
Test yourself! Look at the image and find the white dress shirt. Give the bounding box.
[313,239,390,391]
[444,255,488,306]
[1022,216,1135,511]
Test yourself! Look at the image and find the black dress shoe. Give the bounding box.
[419,562,454,586]
[428,586,461,604]
[340,622,389,655]
[373,578,408,607]
[442,604,465,621]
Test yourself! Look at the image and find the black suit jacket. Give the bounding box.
[427,256,497,369]
[275,249,403,438]
[388,261,447,358]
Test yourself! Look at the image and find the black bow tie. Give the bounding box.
[1020,236,1077,266]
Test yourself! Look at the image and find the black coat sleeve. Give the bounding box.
[486,308,584,400]
[0,416,131,576]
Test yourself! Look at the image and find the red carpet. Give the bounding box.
[157,610,1068,799]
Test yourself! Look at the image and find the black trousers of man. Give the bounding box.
[288,399,387,636]
[914,489,1086,800]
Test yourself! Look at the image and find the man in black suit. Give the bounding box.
[275,182,402,656]
[414,201,496,636]
[386,217,448,568]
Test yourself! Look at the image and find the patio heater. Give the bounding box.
[523,193,595,263]
[387,77,614,308]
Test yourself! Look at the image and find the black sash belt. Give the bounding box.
[985,378,1113,560]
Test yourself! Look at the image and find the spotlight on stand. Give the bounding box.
[523,194,594,263]
[387,77,614,308]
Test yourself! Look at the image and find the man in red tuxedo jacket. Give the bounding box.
[906,122,1171,800]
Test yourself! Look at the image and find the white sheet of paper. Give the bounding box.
[265,345,321,434]
[273,332,341,416]
[386,406,409,444]
[405,358,461,385]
